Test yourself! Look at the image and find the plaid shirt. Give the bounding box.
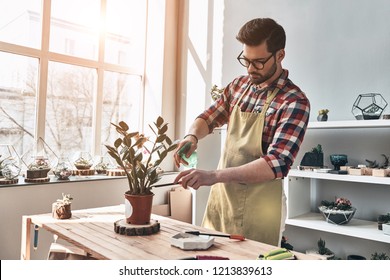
[198,69,310,178]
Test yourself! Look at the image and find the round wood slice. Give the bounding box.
[72,169,95,176]
[114,219,160,236]
[107,169,126,176]
[24,177,50,183]
[0,178,19,185]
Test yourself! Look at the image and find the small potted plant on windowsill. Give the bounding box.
[105,116,177,225]
[319,197,356,225]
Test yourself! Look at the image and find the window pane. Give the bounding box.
[46,62,96,156]
[0,0,42,48]
[0,52,38,156]
[101,71,142,150]
[50,0,100,60]
[105,0,146,68]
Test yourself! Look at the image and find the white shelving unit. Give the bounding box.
[308,119,390,129]
[283,119,390,245]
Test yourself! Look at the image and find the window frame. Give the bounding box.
[0,0,147,157]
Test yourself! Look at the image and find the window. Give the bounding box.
[0,0,147,166]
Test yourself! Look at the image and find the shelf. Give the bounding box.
[288,169,390,186]
[308,119,390,129]
[286,212,390,243]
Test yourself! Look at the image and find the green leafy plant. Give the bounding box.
[318,109,329,115]
[320,197,353,211]
[210,85,224,101]
[370,252,390,260]
[378,213,390,223]
[105,116,177,195]
[311,144,323,154]
[317,238,334,256]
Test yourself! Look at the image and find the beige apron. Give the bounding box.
[202,86,286,246]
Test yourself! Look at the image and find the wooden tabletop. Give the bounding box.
[21,205,318,260]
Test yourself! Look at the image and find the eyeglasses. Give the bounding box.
[236,51,274,70]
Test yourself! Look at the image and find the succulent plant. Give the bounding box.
[56,193,73,206]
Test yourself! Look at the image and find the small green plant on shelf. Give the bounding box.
[317,238,334,256]
[377,213,390,230]
[311,144,323,154]
[370,252,390,260]
[280,236,294,251]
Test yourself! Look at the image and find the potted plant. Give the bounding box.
[52,193,73,219]
[306,238,334,260]
[319,197,356,225]
[299,144,324,168]
[377,213,390,230]
[370,252,390,260]
[105,116,177,225]
[317,109,329,121]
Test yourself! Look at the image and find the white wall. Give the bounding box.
[221,0,390,121]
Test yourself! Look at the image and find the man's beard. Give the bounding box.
[249,61,277,85]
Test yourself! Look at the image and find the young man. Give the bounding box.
[174,18,310,246]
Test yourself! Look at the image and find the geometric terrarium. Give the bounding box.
[352,93,388,120]
[0,145,22,184]
[73,151,93,170]
[26,155,51,180]
[53,156,74,180]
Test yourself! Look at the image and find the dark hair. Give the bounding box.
[236,18,286,53]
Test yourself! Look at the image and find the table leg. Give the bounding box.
[20,216,31,260]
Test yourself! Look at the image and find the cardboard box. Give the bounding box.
[152,204,170,217]
[151,185,192,224]
[372,169,390,177]
[170,187,192,224]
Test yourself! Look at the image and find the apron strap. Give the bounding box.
[259,87,279,118]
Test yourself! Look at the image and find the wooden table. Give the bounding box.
[21,205,317,260]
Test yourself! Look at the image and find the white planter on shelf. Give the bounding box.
[383,223,390,235]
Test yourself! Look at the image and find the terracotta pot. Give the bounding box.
[124,193,154,225]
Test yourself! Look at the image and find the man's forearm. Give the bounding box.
[215,158,276,185]
[187,118,210,141]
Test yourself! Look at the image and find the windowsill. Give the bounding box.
[0,174,126,189]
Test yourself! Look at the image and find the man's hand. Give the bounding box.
[174,169,217,190]
[173,139,197,168]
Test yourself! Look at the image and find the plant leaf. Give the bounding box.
[165,136,173,145]
[156,116,164,127]
[119,121,129,131]
[156,135,166,143]
[158,123,168,134]
[114,138,122,148]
